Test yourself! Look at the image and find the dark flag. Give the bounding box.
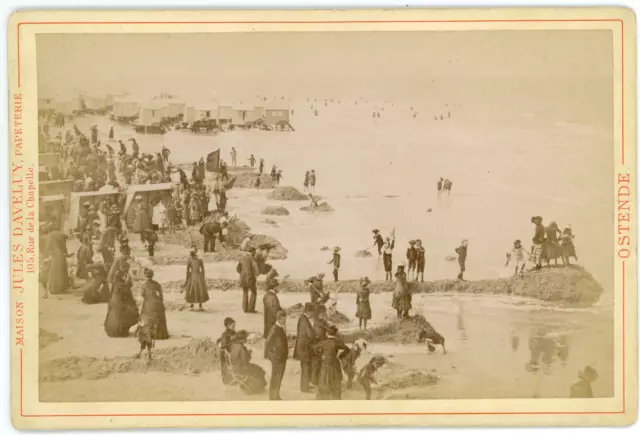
[206,149,221,172]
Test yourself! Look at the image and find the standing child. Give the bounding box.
[309,170,317,193]
[406,240,418,280]
[217,317,236,384]
[135,315,155,361]
[358,356,387,400]
[356,277,372,330]
[303,170,310,193]
[455,239,468,281]
[415,239,426,282]
[505,239,530,277]
[560,227,578,267]
[328,247,341,282]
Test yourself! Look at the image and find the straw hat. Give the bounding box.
[317,272,326,278]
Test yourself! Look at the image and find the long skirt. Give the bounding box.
[543,241,561,261]
[104,292,139,337]
[316,361,343,400]
[141,298,169,339]
[392,293,412,312]
[238,363,267,394]
[47,252,69,294]
[185,273,209,304]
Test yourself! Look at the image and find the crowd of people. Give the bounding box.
[37,103,586,402]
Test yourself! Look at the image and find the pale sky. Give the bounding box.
[36,30,613,117]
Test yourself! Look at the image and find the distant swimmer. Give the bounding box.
[437,177,443,194]
[448,111,451,118]
[434,116,438,121]
[440,114,444,120]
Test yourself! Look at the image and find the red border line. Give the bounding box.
[16,17,628,419]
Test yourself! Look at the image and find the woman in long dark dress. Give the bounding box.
[229,330,267,395]
[81,263,110,304]
[140,268,169,339]
[104,260,139,337]
[46,229,71,294]
[76,234,93,279]
[314,325,350,400]
[356,276,372,330]
[184,248,209,310]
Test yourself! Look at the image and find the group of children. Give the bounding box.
[506,219,578,277]
[303,170,317,193]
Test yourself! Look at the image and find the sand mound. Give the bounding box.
[268,186,308,201]
[285,302,350,325]
[152,266,602,307]
[320,246,330,251]
[444,255,457,262]
[155,217,287,261]
[40,329,63,349]
[262,219,279,227]
[40,338,221,382]
[343,315,433,344]
[354,249,373,258]
[261,205,290,216]
[300,202,334,212]
[234,172,277,189]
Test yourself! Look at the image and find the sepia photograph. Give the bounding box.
[7,7,637,429]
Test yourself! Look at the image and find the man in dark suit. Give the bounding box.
[265,310,288,400]
[263,274,282,338]
[237,248,259,313]
[293,303,316,392]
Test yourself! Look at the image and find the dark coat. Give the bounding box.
[265,323,288,362]
[200,222,224,239]
[293,314,316,362]
[237,252,259,288]
[263,290,282,338]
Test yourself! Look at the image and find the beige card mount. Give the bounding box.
[7,7,638,430]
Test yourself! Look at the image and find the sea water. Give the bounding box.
[70,101,614,398]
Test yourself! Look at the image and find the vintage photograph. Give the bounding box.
[34,29,616,402]
[7,7,637,429]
